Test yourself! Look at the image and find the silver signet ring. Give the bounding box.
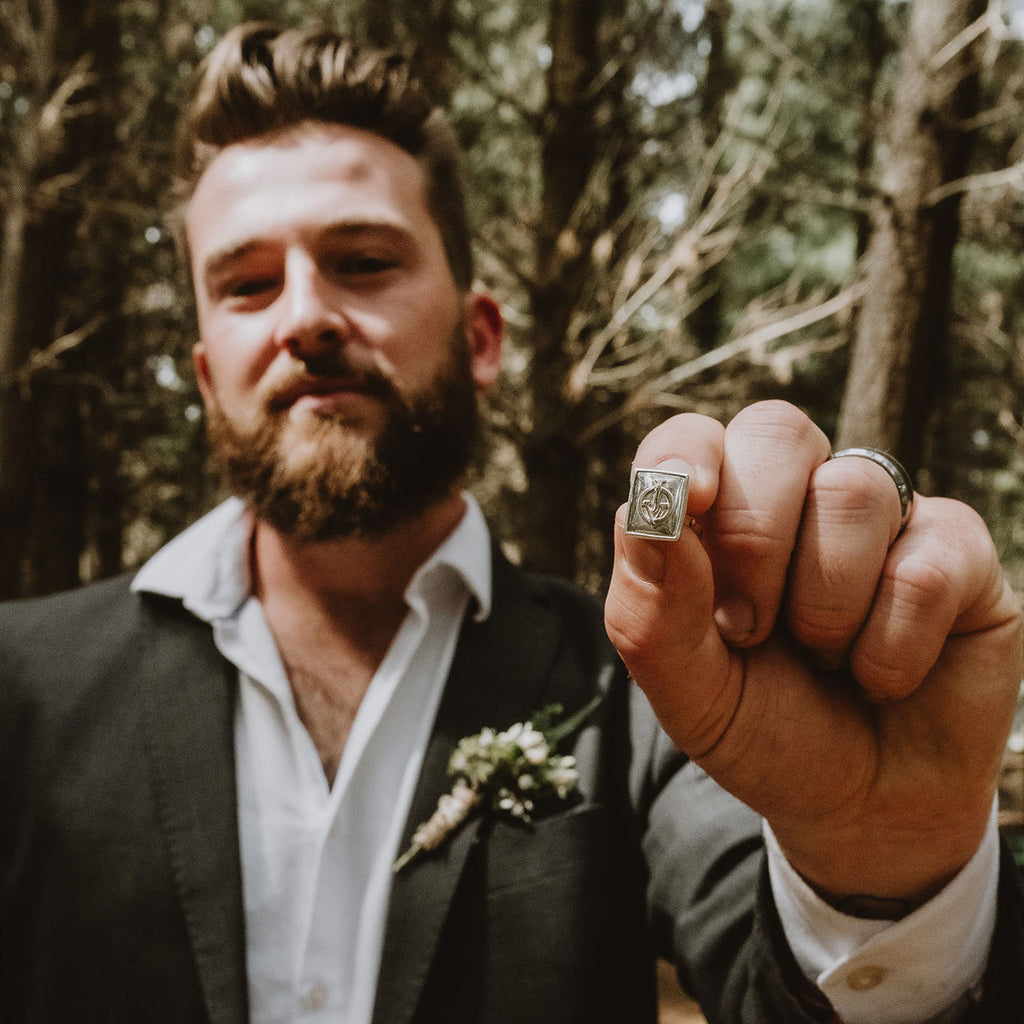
[626,468,691,540]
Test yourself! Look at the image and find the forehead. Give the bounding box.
[185,122,436,256]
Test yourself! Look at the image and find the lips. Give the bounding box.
[267,376,374,411]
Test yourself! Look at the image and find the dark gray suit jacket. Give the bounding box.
[2,553,1023,1023]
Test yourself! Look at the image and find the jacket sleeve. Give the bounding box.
[631,688,1024,1023]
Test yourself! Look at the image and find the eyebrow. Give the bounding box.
[320,218,414,246]
[202,239,268,291]
[201,218,414,287]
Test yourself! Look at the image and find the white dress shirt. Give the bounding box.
[766,806,998,1023]
[134,496,491,1023]
[133,496,999,1023]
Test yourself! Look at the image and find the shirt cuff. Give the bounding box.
[764,799,999,1024]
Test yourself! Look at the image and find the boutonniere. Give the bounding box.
[392,694,603,873]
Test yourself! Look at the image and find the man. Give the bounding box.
[1,22,1021,1024]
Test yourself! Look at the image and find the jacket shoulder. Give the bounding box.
[0,573,212,708]
[1,572,137,628]
[492,547,608,638]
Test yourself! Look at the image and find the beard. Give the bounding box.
[204,335,480,542]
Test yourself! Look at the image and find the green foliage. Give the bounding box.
[3,0,1024,599]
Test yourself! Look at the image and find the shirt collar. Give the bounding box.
[132,494,493,624]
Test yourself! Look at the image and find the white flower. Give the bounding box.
[499,723,524,744]
[520,729,549,764]
[411,779,481,852]
[546,761,579,796]
[393,697,603,873]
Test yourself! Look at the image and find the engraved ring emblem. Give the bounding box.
[638,481,674,529]
[626,468,691,540]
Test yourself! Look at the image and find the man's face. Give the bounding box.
[185,122,501,540]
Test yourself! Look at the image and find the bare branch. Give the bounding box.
[635,280,866,398]
[35,163,92,207]
[927,160,1024,205]
[930,0,1010,71]
[738,7,851,106]
[567,86,785,400]
[38,55,97,136]
[2,315,106,398]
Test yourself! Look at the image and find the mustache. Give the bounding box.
[261,351,397,410]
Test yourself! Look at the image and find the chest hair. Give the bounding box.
[273,617,401,786]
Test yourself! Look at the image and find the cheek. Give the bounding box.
[199,324,278,403]
[383,289,463,366]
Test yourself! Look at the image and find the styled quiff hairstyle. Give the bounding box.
[174,23,474,289]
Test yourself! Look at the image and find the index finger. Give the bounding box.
[708,401,831,644]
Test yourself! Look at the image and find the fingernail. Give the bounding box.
[651,457,694,477]
[714,597,756,643]
[626,539,667,584]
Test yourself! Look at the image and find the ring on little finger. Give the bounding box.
[830,447,914,534]
[625,468,702,540]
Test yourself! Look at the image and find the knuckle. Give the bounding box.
[887,555,956,615]
[729,400,829,454]
[811,460,891,520]
[711,506,789,562]
[919,497,991,552]
[636,412,716,456]
[852,646,920,699]
[788,603,857,650]
[604,601,670,667]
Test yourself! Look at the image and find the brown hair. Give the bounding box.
[174,23,473,289]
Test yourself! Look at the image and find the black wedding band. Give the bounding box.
[830,447,914,533]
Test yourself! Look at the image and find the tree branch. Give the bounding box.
[929,0,1010,71]
[2,315,106,399]
[636,280,866,398]
[927,160,1024,205]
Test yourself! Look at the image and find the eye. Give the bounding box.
[331,254,400,277]
[212,274,282,310]
[229,277,278,297]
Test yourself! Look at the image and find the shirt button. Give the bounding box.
[846,964,887,991]
[302,982,329,1011]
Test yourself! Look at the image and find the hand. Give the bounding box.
[605,401,1023,906]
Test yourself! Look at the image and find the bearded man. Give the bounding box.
[1,22,1022,1024]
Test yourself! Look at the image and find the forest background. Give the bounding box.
[3,0,1024,607]
[4,2,1024,1017]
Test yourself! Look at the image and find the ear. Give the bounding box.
[463,292,503,392]
[192,342,214,406]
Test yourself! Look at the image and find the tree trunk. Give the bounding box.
[835,0,985,472]
[584,0,643,589]
[0,0,59,598]
[689,0,733,353]
[849,0,886,258]
[514,0,603,579]
[0,0,127,597]
[409,0,458,106]
[363,0,457,106]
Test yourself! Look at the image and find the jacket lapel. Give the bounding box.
[140,597,249,1024]
[372,553,567,1024]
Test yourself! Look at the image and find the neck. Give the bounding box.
[250,489,468,619]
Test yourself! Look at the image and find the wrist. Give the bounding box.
[770,811,991,915]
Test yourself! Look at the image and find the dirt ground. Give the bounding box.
[657,960,708,1024]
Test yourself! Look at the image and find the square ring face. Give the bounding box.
[625,469,690,540]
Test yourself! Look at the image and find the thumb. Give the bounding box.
[605,483,736,757]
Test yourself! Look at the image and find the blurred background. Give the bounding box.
[4,0,1024,598]
[4,1,1024,1017]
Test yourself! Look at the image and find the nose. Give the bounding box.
[272,252,348,363]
